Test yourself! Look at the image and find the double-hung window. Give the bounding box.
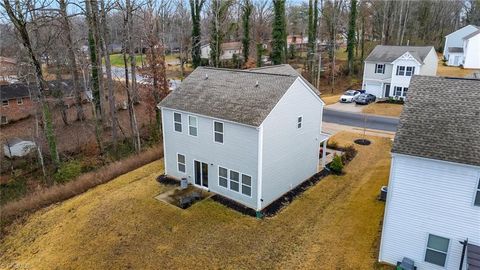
[241,174,252,196]
[2,100,8,107]
[173,112,182,132]
[17,98,23,105]
[230,170,240,192]
[394,86,403,97]
[214,121,224,143]
[474,178,480,206]
[218,167,228,188]
[188,115,198,136]
[403,88,409,97]
[396,66,405,76]
[177,154,186,173]
[405,66,415,76]
[375,64,385,74]
[425,234,450,267]
[297,116,303,129]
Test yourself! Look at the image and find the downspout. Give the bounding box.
[256,124,264,219]
[459,239,468,270]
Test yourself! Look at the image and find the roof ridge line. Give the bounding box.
[199,66,297,77]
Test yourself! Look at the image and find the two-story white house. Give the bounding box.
[362,45,438,99]
[158,65,329,213]
[379,76,480,269]
[200,41,243,61]
[443,24,480,68]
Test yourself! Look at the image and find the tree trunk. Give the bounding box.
[58,0,85,122]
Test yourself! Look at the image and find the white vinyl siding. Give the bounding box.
[380,154,480,270]
[188,115,198,136]
[173,112,182,132]
[425,234,450,267]
[177,154,186,173]
[214,121,224,143]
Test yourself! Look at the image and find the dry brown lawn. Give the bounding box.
[436,54,479,77]
[0,132,394,270]
[362,103,403,118]
[321,94,342,105]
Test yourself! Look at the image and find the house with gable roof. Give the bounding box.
[158,64,329,212]
[443,25,480,68]
[361,45,438,98]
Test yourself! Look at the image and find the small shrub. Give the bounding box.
[53,160,82,183]
[342,144,357,164]
[329,154,344,174]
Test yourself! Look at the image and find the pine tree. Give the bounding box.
[271,0,287,65]
[347,0,357,75]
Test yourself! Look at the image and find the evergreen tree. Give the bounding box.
[271,0,287,65]
[347,0,358,75]
[241,0,253,63]
[190,0,206,68]
[256,43,264,67]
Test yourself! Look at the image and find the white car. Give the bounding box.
[339,90,361,103]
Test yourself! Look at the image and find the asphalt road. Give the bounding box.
[323,108,399,132]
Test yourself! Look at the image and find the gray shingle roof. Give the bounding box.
[463,29,480,40]
[392,76,480,167]
[365,45,434,63]
[159,66,307,126]
[0,83,32,100]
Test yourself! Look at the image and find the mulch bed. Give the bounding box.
[211,168,331,218]
[354,139,371,146]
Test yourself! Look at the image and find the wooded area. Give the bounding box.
[0,0,478,204]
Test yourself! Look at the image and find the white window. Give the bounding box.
[405,66,415,76]
[297,116,303,129]
[375,64,385,74]
[214,121,223,143]
[403,87,408,97]
[2,100,8,106]
[396,66,405,76]
[173,112,182,132]
[425,234,449,267]
[1,116,7,124]
[218,167,228,188]
[229,170,239,192]
[394,86,403,97]
[241,174,252,196]
[188,115,198,136]
[16,98,23,105]
[474,178,480,206]
[177,154,186,173]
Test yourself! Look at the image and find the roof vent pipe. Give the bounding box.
[205,73,208,80]
[255,80,259,87]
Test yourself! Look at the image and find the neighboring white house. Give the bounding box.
[379,76,480,269]
[200,42,243,61]
[443,24,480,68]
[158,64,329,212]
[362,45,438,98]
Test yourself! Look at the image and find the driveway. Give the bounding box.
[325,101,364,113]
[323,108,399,132]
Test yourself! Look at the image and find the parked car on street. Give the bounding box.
[339,90,361,103]
[355,93,376,105]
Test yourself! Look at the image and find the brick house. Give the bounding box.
[0,83,35,125]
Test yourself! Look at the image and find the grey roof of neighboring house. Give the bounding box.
[463,29,480,40]
[448,47,464,53]
[392,75,480,167]
[365,45,434,63]
[158,65,318,126]
[0,83,32,100]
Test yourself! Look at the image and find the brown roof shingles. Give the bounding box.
[392,75,480,167]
